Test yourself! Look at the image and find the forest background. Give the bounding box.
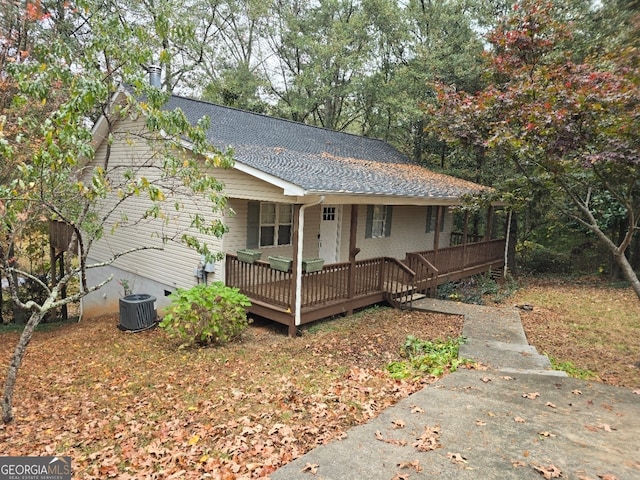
[1,0,639,306]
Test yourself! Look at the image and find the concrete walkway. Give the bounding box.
[271,300,640,480]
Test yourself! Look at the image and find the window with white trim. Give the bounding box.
[260,202,293,247]
[371,205,386,238]
[365,205,393,238]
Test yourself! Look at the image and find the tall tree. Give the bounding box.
[200,0,270,111]
[429,0,640,296]
[0,0,234,423]
[264,0,374,129]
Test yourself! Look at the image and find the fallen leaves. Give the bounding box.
[413,425,442,452]
[533,463,563,479]
[0,310,461,479]
[447,452,467,464]
[301,462,318,474]
[584,423,614,433]
[375,429,407,446]
[391,419,406,429]
[397,460,422,472]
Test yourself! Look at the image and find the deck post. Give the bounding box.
[290,204,301,335]
[485,206,494,241]
[347,205,359,315]
[462,210,469,264]
[433,206,443,264]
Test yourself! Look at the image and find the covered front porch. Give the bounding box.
[226,201,507,335]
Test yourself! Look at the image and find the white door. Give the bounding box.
[319,205,341,264]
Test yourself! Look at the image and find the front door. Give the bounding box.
[319,205,341,264]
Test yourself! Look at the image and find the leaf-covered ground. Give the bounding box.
[510,276,640,389]
[2,277,638,479]
[0,307,462,479]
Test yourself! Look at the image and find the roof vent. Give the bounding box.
[149,65,162,88]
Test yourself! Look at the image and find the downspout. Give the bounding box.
[295,195,325,327]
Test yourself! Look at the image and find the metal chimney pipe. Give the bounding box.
[149,65,162,88]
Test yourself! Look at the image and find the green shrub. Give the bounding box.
[386,335,468,379]
[518,241,572,274]
[159,282,252,347]
[437,272,517,305]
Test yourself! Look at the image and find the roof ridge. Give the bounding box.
[169,92,393,148]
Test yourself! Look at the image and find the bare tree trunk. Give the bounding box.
[2,310,45,423]
[0,276,4,325]
[613,249,640,299]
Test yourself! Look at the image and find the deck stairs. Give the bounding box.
[384,280,429,309]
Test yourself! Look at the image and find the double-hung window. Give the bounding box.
[259,202,293,247]
[365,205,393,238]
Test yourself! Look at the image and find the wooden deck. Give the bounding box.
[226,238,506,333]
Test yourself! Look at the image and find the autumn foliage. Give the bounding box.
[428,0,640,298]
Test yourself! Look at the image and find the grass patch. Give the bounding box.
[547,356,597,380]
[386,335,469,379]
[513,276,640,388]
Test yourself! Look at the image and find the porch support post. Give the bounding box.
[485,205,494,241]
[504,209,513,277]
[433,206,443,264]
[292,196,325,336]
[463,210,469,266]
[289,204,301,336]
[348,205,359,315]
[462,211,469,245]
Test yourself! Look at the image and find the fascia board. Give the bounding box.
[232,161,307,197]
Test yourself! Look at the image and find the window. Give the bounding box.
[323,207,336,221]
[371,205,386,238]
[259,202,293,247]
[365,205,393,238]
[426,206,445,233]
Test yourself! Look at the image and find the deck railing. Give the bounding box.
[413,238,505,276]
[225,259,293,308]
[226,238,506,318]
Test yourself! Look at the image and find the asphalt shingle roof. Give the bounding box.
[167,94,487,199]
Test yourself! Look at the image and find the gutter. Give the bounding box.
[295,195,325,327]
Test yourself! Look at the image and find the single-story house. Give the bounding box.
[81,85,506,334]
